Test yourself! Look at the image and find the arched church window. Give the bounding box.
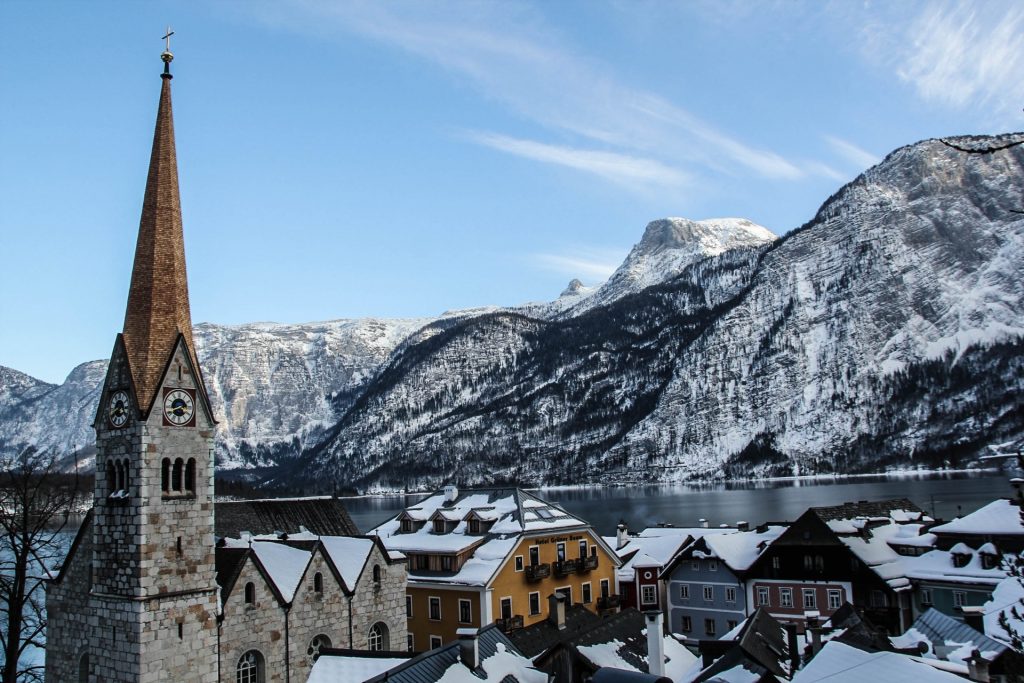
[368,622,389,651]
[373,564,381,585]
[307,634,332,662]
[185,458,196,493]
[236,650,264,683]
[172,458,183,491]
[161,458,170,492]
[244,582,255,606]
[313,572,323,595]
[121,459,130,492]
[115,460,125,492]
[78,652,90,683]
[106,460,116,494]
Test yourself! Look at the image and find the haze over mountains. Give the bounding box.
[3,134,1023,492]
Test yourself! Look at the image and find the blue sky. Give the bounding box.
[2,1,1022,383]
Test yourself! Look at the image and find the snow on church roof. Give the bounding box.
[792,641,965,683]
[319,536,376,590]
[249,541,310,603]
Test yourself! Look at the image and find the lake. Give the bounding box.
[341,470,1014,535]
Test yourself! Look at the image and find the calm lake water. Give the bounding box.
[341,471,1013,536]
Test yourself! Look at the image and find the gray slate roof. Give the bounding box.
[911,607,1008,658]
[215,497,359,539]
[363,625,524,683]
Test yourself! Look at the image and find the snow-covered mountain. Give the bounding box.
[289,133,1024,491]
[4,133,1023,491]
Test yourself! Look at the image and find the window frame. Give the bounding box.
[702,585,714,602]
[641,584,657,606]
[458,598,473,624]
[529,591,541,615]
[725,586,737,603]
[827,589,842,610]
[780,587,793,608]
[428,596,441,621]
[803,588,817,609]
[757,586,770,606]
[680,584,690,600]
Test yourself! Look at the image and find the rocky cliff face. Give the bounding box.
[290,134,1024,490]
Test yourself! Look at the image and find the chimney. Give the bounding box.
[968,649,991,683]
[616,521,629,550]
[457,628,479,669]
[808,623,822,656]
[444,485,459,503]
[645,611,665,678]
[548,591,568,629]
[737,521,749,532]
[961,606,986,633]
[784,623,800,672]
[700,518,709,529]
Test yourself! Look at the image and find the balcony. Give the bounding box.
[497,615,524,632]
[524,563,551,582]
[578,555,599,572]
[553,559,580,576]
[597,595,621,611]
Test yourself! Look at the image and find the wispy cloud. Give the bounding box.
[531,247,626,281]
[866,1,1024,122]
[256,0,819,187]
[823,135,881,171]
[464,131,690,190]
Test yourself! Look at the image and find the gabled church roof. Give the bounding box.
[121,64,204,414]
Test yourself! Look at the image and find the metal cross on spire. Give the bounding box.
[161,26,175,76]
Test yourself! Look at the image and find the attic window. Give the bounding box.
[313,572,323,595]
[433,519,445,534]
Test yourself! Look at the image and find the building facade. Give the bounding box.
[372,487,620,650]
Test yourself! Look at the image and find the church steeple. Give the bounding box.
[121,44,200,414]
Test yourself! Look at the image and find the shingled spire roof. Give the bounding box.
[121,57,200,413]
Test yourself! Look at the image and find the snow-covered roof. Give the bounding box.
[700,526,786,572]
[792,641,966,683]
[606,531,695,581]
[371,488,609,587]
[319,536,376,590]
[836,521,912,590]
[930,499,1024,536]
[249,541,310,603]
[891,608,1006,668]
[575,631,696,681]
[904,547,1006,586]
[983,575,1024,645]
[307,654,410,683]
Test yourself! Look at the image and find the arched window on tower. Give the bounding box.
[121,459,130,493]
[106,460,116,494]
[368,622,389,651]
[236,650,264,683]
[78,653,90,683]
[161,458,170,493]
[185,458,196,493]
[172,458,183,492]
[244,582,256,607]
[115,460,125,492]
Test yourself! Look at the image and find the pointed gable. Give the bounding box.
[121,71,203,413]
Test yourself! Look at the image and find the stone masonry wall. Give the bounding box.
[45,518,94,682]
[349,543,407,652]
[218,557,288,683]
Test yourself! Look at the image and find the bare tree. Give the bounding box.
[0,447,82,683]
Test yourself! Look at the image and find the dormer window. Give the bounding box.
[433,519,445,534]
[401,519,414,533]
[469,519,480,534]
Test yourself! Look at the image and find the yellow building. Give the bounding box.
[371,486,621,651]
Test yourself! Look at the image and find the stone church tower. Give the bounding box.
[46,47,219,682]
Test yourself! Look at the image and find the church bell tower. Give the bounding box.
[87,40,219,682]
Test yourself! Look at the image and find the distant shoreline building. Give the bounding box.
[45,49,406,682]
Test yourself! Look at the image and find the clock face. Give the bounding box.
[163,389,195,426]
[108,390,130,428]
